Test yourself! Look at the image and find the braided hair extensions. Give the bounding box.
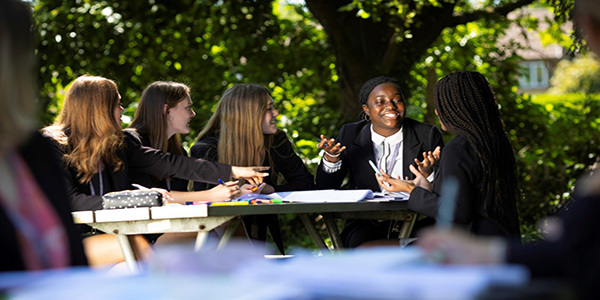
[434,72,520,235]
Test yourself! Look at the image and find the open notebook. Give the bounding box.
[233,189,371,202]
[234,189,409,203]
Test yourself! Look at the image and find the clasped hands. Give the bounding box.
[375,146,441,193]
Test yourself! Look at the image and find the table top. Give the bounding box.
[72,200,411,224]
[207,200,409,215]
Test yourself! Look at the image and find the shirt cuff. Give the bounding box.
[321,157,342,173]
[427,171,435,182]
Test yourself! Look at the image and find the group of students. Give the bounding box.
[2,0,600,297]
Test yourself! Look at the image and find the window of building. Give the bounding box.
[519,61,550,89]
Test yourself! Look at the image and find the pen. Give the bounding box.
[249,199,290,204]
[132,183,150,190]
[218,179,225,185]
[368,160,383,176]
[210,201,250,206]
[185,201,211,205]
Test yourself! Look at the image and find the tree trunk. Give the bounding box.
[425,66,438,125]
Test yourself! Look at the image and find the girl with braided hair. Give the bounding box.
[377,71,520,237]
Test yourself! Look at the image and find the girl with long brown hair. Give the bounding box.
[125,81,240,203]
[43,75,268,266]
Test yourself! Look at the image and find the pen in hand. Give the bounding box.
[368,160,383,176]
[132,183,150,190]
[369,160,391,188]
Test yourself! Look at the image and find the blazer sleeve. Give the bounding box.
[269,132,315,192]
[315,124,350,189]
[189,139,219,191]
[407,138,478,224]
[125,138,231,186]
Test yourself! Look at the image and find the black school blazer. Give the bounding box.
[316,118,444,191]
[44,132,232,212]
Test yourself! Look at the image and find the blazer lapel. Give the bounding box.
[353,123,379,189]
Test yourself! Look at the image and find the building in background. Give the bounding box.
[502,7,572,94]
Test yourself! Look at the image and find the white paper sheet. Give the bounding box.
[268,189,374,203]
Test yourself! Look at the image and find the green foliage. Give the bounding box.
[549,55,600,94]
[33,0,341,152]
[33,0,598,248]
[506,93,600,240]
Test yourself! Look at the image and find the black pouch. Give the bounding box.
[102,190,163,209]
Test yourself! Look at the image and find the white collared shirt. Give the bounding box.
[321,125,404,179]
[371,125,404,180]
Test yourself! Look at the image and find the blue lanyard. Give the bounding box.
[89,160,104,196]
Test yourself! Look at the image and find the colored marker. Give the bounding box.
[185,201,210,205]
[270,199,289,203]
[210,201,250,206]
[218,179,225,185]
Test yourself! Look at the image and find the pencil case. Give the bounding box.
[102,190,163,209]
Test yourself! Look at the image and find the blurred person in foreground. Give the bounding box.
[0,0,87,271]
[417,0,600,297]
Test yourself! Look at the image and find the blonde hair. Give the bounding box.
[0,0,37,153]
[196,84,273,166]
[43,75,123,183]
[128,81,190,155]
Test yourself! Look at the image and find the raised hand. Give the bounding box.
[230,166,270,185]
[317,134,346,162]
[414,146,441,177]
[409,164,432,192]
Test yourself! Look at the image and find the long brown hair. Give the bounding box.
[128,81,190,155]
[43,75,123,184]
[196,84,273,166]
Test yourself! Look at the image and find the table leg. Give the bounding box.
[398,212,418,239]
[116,234,139,272]
[299,213,329,250]
[194,231,209,251]
[217,218,241,250]
[323,213,344,250]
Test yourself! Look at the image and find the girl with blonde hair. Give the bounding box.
[191,83,315,253]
